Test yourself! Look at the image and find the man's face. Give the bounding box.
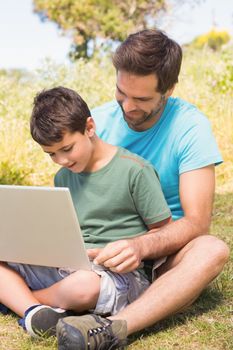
[115,71,171,131]
[41,128,94,173]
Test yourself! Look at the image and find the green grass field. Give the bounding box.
[0,46,232,349]
[0,192,232,350]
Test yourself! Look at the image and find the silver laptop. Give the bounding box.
[0,185,91,270]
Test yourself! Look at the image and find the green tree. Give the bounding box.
[33,0,169,59]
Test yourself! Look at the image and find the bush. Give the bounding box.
[0,161,30,185]
[0,52,232,191]
[191,29,231,51]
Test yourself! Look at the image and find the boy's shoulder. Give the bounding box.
[117,147,157,174]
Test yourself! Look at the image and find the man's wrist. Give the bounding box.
[133,233,156,261]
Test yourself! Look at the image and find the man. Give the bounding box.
[56,29,229,350]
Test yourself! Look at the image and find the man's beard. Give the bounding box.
[119,95,166,130]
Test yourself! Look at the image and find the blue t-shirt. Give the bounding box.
[92,97,222,220]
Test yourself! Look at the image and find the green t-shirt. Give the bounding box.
[54,147,171,249]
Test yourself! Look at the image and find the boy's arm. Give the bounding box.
[87,215,171,272]
[88,165,215,273]
[147,217,172,230]
[88,163,172,271]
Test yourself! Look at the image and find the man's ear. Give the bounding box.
[85,117,96,137]
[165,85,175,99]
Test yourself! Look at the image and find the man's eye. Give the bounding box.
[116,87,124,96]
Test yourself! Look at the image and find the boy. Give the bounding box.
[0,86,171,338]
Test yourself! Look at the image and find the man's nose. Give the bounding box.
[122,98,136,113]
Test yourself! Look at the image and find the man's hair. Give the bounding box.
[30,86,91,146]
[112,29,182,94]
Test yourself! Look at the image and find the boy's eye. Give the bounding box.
[63,146,73,153]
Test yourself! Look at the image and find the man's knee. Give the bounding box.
[190,235,230,277]
[197,235,229,263]
[159,235,229,277]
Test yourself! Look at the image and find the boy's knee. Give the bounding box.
[61,270,100,309]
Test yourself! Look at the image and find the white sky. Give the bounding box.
[0,0,232,70]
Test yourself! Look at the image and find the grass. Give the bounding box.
[0,47,232,348]
[0,192,232,349]
[127,193,233,350]
[0,193,233,350]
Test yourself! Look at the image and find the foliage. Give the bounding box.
[33,0,168,58]
[175,46,233,192]
[191,29,231,51]
[0,47,233,188]
[215,48,233,93]
[0,45,232,350]
[0,161,30,185]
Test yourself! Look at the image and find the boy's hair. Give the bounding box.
[30,86,91,146]
[112,29,182,94]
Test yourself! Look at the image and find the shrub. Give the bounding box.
[0,52,232,191]
[191,29,231,51]
[0,161,30,185]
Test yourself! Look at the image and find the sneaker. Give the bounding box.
[56,314,127,350]
[22,305,72,337]
[0,303,9,315]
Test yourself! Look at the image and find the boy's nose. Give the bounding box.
[55,155,69,166]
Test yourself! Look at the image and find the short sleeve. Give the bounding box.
[177,114,223,174]
[132,164,171,225]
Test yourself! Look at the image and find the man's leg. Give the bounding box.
[110,235,229,335]
[56,235,229,349]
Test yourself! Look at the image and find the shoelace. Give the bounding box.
[87,317,123,350]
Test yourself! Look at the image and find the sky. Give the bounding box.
[0,0,232,70]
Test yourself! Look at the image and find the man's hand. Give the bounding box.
[87,238,143,273]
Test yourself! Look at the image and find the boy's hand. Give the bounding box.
[87,238,143,273]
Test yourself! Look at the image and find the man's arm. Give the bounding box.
[88,165,215,273]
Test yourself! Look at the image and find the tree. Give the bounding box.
[33,0,168,59]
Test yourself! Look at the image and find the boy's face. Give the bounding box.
[41,129,95,173]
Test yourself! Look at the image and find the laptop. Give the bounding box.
[0,184,91,270]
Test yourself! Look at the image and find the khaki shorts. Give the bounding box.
[7,262,150,315]
[90,264,150,315]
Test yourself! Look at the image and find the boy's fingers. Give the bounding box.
[87,248,102,259]
[94,239,142,270]
[94,242,124,265]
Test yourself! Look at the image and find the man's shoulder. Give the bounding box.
[169,97,208,122]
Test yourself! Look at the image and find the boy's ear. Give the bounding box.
[85,117,96,137]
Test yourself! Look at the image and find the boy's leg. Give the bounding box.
[0,262,39,316]
[57,268,149,349]
[1,263,101,337]
[32,270,101,312]
[26,270,101,337]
